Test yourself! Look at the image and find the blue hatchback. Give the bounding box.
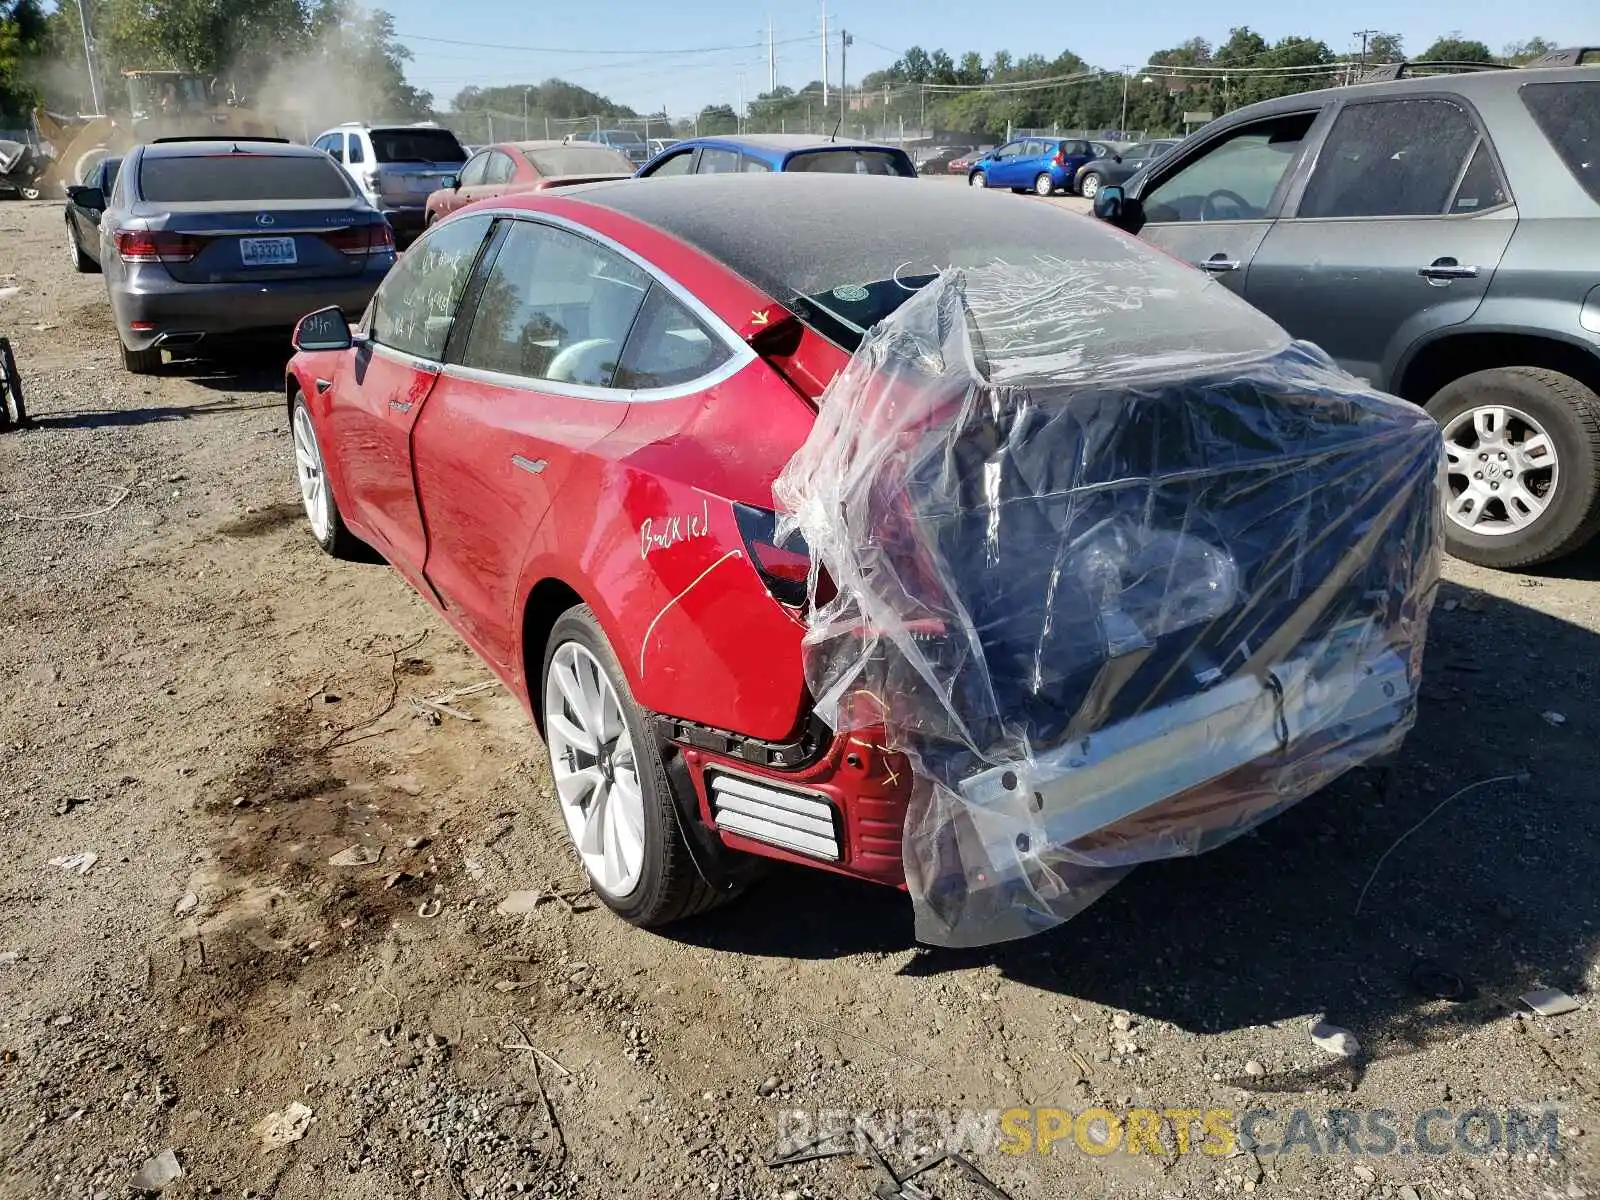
[968,137,1103,196]
[636,134,917,179]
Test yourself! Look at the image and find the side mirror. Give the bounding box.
[1092,184,1145,234]
[292,306,353,353]
[445,176,460,190]
[70,186,105,210]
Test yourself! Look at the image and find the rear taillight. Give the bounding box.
[322,224,394,256]
[115,230,201,263]
[734,503,814,607]
[1053,150,1066,166]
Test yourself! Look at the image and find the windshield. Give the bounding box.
[139,153,353,203]
[784,149,916,178]
[371,128,468,165]
[525,146,633,175]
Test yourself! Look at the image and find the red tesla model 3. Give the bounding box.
[282,174,1431,938]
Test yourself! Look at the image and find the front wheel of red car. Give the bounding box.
[291,392,363,559]
[541,606,729,927]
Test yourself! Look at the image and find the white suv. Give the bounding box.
[311,123,468,244]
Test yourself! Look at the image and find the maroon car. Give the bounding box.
[425,141,633,226]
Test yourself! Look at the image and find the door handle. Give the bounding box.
[1199,254,1241,273]
[1419,257,1480,281]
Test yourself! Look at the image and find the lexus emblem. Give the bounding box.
[255,213,275,227]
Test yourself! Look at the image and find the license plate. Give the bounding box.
[240,236,297,266]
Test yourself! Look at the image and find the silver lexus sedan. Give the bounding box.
[92,137,396,374]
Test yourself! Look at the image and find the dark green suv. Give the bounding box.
[1094,49,1600,569]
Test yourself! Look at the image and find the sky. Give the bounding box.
[385,0,1597,116]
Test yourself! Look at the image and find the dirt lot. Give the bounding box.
[1,196,1596,1200]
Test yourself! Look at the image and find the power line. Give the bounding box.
[397,30,814,56]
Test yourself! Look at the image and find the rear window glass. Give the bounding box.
[1521,82,1599,203]
[784,149,915,178]
[370,129,468,165]
[525,146,633,176]
[137,154,353,202]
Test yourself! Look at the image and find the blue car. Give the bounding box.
[636,134,917,179]
[968,137,1103,196]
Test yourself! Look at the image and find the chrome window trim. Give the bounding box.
[368,340,442,375]
[442,206,758,401]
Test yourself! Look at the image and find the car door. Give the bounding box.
[442,152,490,215]
[1130,108,1324,297]
[327,214,495,578]
[1244,96,1517,386]
[410,217,654,670]
[982,141,1021,186]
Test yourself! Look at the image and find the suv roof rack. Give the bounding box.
[1358,59,1510,83]
[1530,46,1600,67]
[150,135,290,144]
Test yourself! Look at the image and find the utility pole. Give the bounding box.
[768,16,777,94]
[74,0,102,115]
[737,73,745,134]
[1120,67,1131,136]
[819,0,832,104]
[840,29,852,126]
[522,88,530,139]
[1352,29,1380,85]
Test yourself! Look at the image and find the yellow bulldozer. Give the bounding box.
[32,69,284,196]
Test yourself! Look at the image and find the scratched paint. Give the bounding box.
[639,498,712,560]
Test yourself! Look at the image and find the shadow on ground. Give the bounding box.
[667,575,1600,1071]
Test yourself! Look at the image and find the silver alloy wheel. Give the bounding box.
[1080,173,1100,199]
[970,171,986,188]
[544,641,647,897]
[1034,173,1053,197]
[292,404,332,543]
[65,221,78,265]
[1440,403,1559,537]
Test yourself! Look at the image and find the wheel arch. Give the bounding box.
[1395,330,1600,406]
[520,576,589,735]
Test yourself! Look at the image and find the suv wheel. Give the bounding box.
[1426,367,1600,569]
[119,341,162,375]
[541,606,732,927]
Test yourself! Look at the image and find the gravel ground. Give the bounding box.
[0,195,1596,1200]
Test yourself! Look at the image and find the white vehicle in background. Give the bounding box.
[310,122,468,245]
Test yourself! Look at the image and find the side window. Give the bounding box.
[1522,81,1599,203]
[486,152,515,184]
[458,220,650,388]
[346,135,365,165]
[696,148,741,174]
[1450,140,1509,213]
[316,134,343,163]
[1297,99,1485,219]
[1142,112,1316,223]
[1062,140,1090,156]
[647,149,694,176]
[992,142,1019,159]
[614,284,734,390]
[457,153,489,187]
[742,155,773,173]
[368,215,492,360]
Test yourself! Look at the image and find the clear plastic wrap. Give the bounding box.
[775,262,1443,948]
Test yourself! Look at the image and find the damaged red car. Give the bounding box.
[285,175,1441,946]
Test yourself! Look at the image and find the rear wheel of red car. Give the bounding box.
[1426,367,1600,569]
[541,606,725,927]
[290,392,362,559]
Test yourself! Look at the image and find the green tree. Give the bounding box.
[1420,35,1496,63]
[1503,37,1556,64]
[0,0,47,118]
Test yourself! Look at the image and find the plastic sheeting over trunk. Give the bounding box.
[775,261,1443,947]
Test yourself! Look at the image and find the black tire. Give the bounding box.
[119,340,162,375]
[20,186,41,201]
[0,337,24,428]
[1079,171,1103,200]
[1033,172,1054,197]
[968,171,986,189]
[1425,366,1600,569]
[540,605,732,927]
[290,392,363,559]
[67,219,97,274]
